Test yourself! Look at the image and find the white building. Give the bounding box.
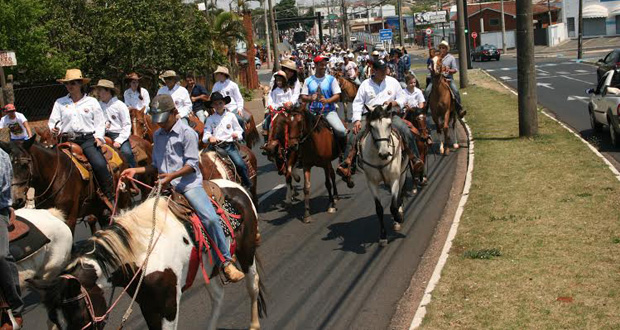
[564,0,620,36]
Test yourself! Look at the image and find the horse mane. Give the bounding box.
[366,104,391,123]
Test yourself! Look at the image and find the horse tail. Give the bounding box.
[255,251,268,318]
[245,115,260,149]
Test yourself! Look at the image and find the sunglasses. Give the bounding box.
[64,81,81,86]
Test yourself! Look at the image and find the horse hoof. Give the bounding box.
[412,188,418,194]
[439,146,444,154]
[420,177,429,186]
[445,148,451,156]
[393,222,401,232]
[327,207,337,214]
[303,216,313,224]
[379,239,388,247]
[453,143,460,149]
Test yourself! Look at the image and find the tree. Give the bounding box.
[274,0,298,30]
[213,11,247,79]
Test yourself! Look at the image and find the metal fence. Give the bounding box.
[13,84,67,121]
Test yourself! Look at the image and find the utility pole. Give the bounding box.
[463,0,472,69]
[500,0,506,53]
[342,0,350,49]
[456,0,468,88]
[366,0,371,34]
[577,0,583,59]
[268,0,280,70]
[398,0,405,46]
[516,0,538,137]
[380,4,385,29]
[263,0,272,69]
[547,0,552,27]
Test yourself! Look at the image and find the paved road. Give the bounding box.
[19,78,465,329]
[473,56,620,167]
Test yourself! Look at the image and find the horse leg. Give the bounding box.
[324,166,336,214]
[368,183,387,246]
[285,174,294,207]
[85,214,98,236]
[303,167,313,223]
[244,259,261,330]
[329,163,339,202]
[206,276,225,330]
[390,178,404,232]
[451,117,460,149]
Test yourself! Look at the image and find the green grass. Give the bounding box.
[421,70,620,329]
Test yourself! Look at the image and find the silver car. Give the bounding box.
[587,69,620,147]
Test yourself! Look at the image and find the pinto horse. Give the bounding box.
[429,56,459,155]
[286,106,340,223]
[31,180,266,330]
[334,73,359,122]
[199,144,258,203]
[6,136,132,235]
[404,109,432,187]
[358,104,408,246]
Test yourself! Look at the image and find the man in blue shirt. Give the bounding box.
[0,146,24,328]
[185,73,210,124]
[121,94,245,283]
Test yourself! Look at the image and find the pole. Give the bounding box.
[366,0,371,34]
[318,13,324,46]
[547,0,552,27]
[0,67,5,107]
[268,0,280,70]
[398,0,405,46]
[500,0,506,53]
[516,0,538,137]
[463,0,472,69]
[380,4,385,29]
[456,0,468,88]
[341,0,350,49]
[577,0,583,59]
[263,0,272,69]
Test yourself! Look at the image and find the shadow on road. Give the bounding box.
[322,215,407,254]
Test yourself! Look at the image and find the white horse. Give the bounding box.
[358,104,408,246]
[31,179,265,330]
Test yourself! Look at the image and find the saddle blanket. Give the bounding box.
[201,149,256,182]
[9,216,50,262]
[60,143,124,181]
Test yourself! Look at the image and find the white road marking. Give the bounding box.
[560,75,593,85]
[486,69,495,72]
[500,76,511,80]
[556,71,570,75]
[538,73,549,76]
[536,68,550,74]
[575,69,589,73]
[566,95,589,104]
[537,82,554,89]
[258,183,286,204]
[500,67,511,71]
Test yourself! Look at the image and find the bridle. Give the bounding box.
[59,274,105,330]
[359,109,399,170]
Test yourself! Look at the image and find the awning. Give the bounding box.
[583,4,609,18]
[611,5,620,16]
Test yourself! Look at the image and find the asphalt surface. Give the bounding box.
[474,55,620,167]
[19,75,465,329]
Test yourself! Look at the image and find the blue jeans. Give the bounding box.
[425,79,461,105]
[106,133,136,168]
[184,186,231,265]
[74,135,114,199]
[213,143,252,188]
[262,112,271,132]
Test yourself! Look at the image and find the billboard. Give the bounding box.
[414,11,448,25]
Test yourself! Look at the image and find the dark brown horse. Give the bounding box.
[286,106,340,223]
[30,180,266,330]
[334,73,359,122]
[262,109,298,205]
[404,110,432,188]
[199,144,258,203]
[429,56,457,155]
[6,136,132,235]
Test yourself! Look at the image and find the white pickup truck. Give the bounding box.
[587,69,620,147]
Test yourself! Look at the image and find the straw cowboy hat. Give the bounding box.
[280,60,298,72]
[124,72,142,81]
[94,79,115,90]
[214,66,230,76]
[57,69,91,84]
[160,70,179,80]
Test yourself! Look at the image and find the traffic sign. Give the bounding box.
[379,29,393,41]
[0,51,16,67]
[425,28,433,36]
[471,32,478,39]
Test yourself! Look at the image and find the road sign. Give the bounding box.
[379,29,393,41]
[425,28,433,36]
[471,32,478,39]
[0,51,16,67]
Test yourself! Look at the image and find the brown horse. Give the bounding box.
[199,144,258,203]
[286,106,340,223]
[404,110,432,188]
[334,73,359,122]
[130,108,157,143]
[6,136,132,235]
[429,56,457,155]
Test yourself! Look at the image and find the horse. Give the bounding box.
[199,144,258,203]
[130,108,157,143]
[30,180,266,330]
[334,73,359,123]
[358,104,408,246]
[3,137,132,235]
[403,109,432,188]
[428,56,458,155]
[286,105,340,223]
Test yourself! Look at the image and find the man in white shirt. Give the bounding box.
[343,54,360,85]
[157,70,192,125]
[203,92,252,190]
[0,104,31,141]
[211,66,247,129]
[95,80,136,168]
[336,60,422,187]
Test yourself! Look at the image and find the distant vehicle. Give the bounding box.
[349,36,357,42]
[255,57,261,70]
[587,69,620,147]
[293,31,307,44]
[471,44,500,61]
[596,49,620,81]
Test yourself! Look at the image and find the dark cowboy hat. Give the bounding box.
[372,59,387,70]
[150,94,176,124]
[205,92,231,108]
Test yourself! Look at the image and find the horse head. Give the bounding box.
[0,136,36,208]
[365,104,394,160]
[414,113,430,141]
[430,56,444,77]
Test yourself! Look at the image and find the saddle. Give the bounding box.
[168,181,227,222]
[200,144,257,182]
[58,141,124,181]
[7,213,50,262]
[7,209,28,242]
[103,136,149,164]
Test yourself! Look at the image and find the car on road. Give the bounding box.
[587,69,620,147]
[596,49,620,81]
[471,44,500,61]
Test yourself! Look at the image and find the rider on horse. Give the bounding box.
[336,59,424,187]
[49,69,115,209]
[212,66,247,129]
[425,40,467,118]
[95,79,136,168]
[299,55,346,149]
[203,92,253,191]
[185,72,210,124]
[343,53,361,86]
[123,72,151,114]
[262,69,299,146]
[0,148,23,329]
[121,94,245,283]
[157,70,193,126]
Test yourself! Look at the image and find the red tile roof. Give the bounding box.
[449,1,560,21]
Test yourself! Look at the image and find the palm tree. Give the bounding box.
[213,11,247,79]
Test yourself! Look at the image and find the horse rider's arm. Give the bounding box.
[23,120,32,138]
[299,80,313,103]
[48,100,62,131]
[92,101,106,143]
[265,90,275,109]
[230,113,244,139]
[291,81,302,105]
[142,88,151,111]
[326,78,342,103]
[180,129,201,176]
[351,85,368,123]
[232,83,245,114]
[202,117,215,144]
[178,89,192,118]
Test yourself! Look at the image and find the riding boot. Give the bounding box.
[336,133,357,188]
[455,101,467,118]
[405,147,424,173]
[261,132,269,155]
[223,262,245,283]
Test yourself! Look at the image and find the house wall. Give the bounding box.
[564,0,620,37]
[468,9,517,34]
[480,30,517,48]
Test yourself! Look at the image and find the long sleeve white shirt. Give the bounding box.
[202,111,244,143]
[352,76,404,122]
[48,94,106,140]
[123,87,151,111]
[268,77,302,103]
[211,79,244,115]
[266,85,300,109]
[100,97,132,145]
[156,84,192,118]
[399,87,426,112]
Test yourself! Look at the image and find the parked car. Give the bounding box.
[471,44,500,61]
[587,69,620,147]
[255,57,261,70]
[596,49,620,82]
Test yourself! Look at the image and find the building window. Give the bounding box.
[489,18,500,26]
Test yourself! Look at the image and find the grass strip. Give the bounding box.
[421,70,620,329]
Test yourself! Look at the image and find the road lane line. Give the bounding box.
[560,75,593,85]
[536,68,550,74]
[258,183,286,204]
[575,69,589,73]
[500,76,511,80]
[556,71,570,75]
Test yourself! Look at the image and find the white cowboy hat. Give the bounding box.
[347,53,354,59]
[57,69,91,84]
[439,40,450,49]
[214,66,230,76]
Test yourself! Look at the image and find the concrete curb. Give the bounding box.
[409,120,475,329]
[480,69,620,182]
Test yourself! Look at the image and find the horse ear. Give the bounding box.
[364,104,372,112]
[23,134,36,150]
